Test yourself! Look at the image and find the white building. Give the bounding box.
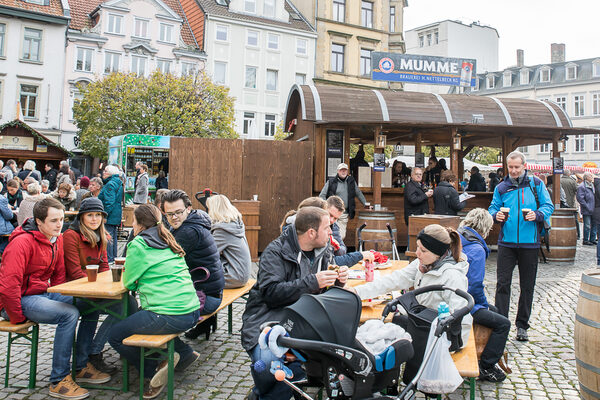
[197,0,317,139]
[0,0,70,143]
[62,0,206,152]
[474,45,600,167]
[404,19,499,94]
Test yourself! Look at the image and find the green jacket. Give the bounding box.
[124,227,200,315]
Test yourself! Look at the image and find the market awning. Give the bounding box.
[0,119,72,160]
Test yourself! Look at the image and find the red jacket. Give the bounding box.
[63,219,109,281]
[0,219,66,323]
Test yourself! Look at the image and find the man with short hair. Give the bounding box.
[0,198,109,399]
[326,195,346,255]
[98,165,123,262]
[319,163,368,239]
[489,151,554,341]
[133,164,149,204]
[404,167,433,225]
[466,166,487,192]
[577,172,596,245]
[241,206,348,399]
[41,179,50,194]
[44,163,58,191]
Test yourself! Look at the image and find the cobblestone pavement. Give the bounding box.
[0,242,595,399]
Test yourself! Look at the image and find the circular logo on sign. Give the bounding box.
[12,137,19,144]
[379,58,394,74]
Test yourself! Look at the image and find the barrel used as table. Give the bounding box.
[575,269,600,399]
[547,208,577,262]
[356,210,397,257]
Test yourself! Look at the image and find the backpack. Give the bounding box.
[528,177,551,251]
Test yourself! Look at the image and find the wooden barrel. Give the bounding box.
[547,208,577,262]
[356,210,397,257]
[575,270,600,399]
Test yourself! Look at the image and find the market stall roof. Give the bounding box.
[284,85,599,147]
[0,119,71,159]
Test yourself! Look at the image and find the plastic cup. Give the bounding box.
[86,265,99,282]
[253,194,258,201]
[500,207,510,220]
[114,257,126,266]
[522,208,531,220]
[110,265,123,282]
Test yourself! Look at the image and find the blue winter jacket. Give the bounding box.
[488,171,554,248]
[576,183,595,216]
[98,175,124,226]
[459,226,489,315]
[0,195,14,235]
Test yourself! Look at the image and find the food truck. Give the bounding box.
[108,134,169,201]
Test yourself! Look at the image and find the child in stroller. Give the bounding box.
[259,285,473,400]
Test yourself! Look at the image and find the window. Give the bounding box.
[22,28,42,62]
[245,0,256,13]
[243,112,255,135]
[520,70,529,85]
[247,30,258,47]
[503,72,511,87]
[181,62,196,76]
[0,81,3,116]
[157,59,171,74]
[574,94,585,117]
[418,35,424,47]
[75,47,93,72]
[361,1,373,28]
[360,48,371,76]
[159,24,173,43]
[245,66,257,88]
[24,0,47,4]
[0,23,6,56]
[486,75,495,89]
[518,146,528,153]
[389,6,395,32]
[566,65,577,80]
[70,90,83,121]
[331,43,344,73]
[265,114,276,136]
[594,62,600,77]
[134,18,149,38]
[594,134,600,152]
[555,96,566,111]
[426,33,431,46]
[20,84,38,119]
[214,61,226,84]
[131,56,146,76]
[295,73,306,85]
[267,33,279,50]
[266,69,278,91]
[593,93,600,115]
[540,68,550,83]
[296,38,307,55]
[539,143,550,153]
[575,135,585,152]
[107,14,123,34]
[264,0,275,17]
[434,30,439,44]
[104,52,120,73]
[333,0,345,22]
[216,25,228,41]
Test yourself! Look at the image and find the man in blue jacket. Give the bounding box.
[98,165,124,262]
[489,151,554,342]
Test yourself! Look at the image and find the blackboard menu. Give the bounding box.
[326,130,344,179]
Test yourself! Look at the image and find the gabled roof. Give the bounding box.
[0,0,65,18]
[180,0,204,48]
[197,0,315,33]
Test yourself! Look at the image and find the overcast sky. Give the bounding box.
[403,0,599,70]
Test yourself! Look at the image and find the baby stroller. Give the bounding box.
[263,285,473,400]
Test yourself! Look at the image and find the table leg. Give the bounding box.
[470,377,475,400]
[5,332,11,388]
[29,325,39,389]
[121,293,129,393]
[228,304,233,334]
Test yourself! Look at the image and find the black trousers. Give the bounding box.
[495,246,538,330]
[472,305,510,369]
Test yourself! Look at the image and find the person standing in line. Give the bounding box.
[98,165,123,262]
[404,167,433,225]
[44,163,58,191]
[433,170,466,216]
[466,166,487,192]
[133,164,149,204]
[561,169,579,239]
[319,163,368,239]
[489,151,554,342]
[577,172,596,245]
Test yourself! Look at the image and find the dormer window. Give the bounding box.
[593,60,600,77]
[520,69,529,85]
[244,0,256,13]
[487,75,495,89]
[24,0,48,4]
[264,0,275,17]
[540,67,551,83]
[566,64,577,80]
[503,71,512,87]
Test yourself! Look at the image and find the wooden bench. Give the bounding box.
[0,320,39,389]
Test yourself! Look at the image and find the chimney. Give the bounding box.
[516,49,524,67]
[551,43,565,63]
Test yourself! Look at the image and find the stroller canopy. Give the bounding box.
[279,287,361,348]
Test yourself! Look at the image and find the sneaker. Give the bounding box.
[149,353,180,388]
[75,362,111,384]
[584,241,594,246]
[88,353,117,375]
[175,351,200,372]
[479,364,507,382]
[49,375,89,399]
[143,378,165,400]
[516,327,529,342]
[245,388,259,400]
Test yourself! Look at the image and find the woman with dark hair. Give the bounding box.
[433,170,466,215]
[108,204,201,399]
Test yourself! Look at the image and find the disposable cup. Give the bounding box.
[110,265,123,282]
[500,207,510,220]
[114,257,126,266]
[86,265,99,282]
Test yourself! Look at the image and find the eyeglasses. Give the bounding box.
[165,209,186,218]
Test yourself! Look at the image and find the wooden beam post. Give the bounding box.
[415,131,422,153]
[373,126,383,206]
[501,134,512,177]
[450,128,460,190]
[552,132,561,206]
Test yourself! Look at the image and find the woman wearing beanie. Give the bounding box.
[348,224,472,384]
[63,197,137,374]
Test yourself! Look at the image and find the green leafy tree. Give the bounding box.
[73,71,237,158]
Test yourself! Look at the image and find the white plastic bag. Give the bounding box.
[416,317,463,394]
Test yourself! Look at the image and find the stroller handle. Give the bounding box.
[386,223,394,238]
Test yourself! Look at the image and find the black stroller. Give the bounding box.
[267,285,473,400]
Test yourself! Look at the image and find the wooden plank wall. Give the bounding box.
[170,138,313,252]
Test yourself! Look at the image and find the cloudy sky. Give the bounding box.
[403,0,599,70]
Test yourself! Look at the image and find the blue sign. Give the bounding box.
[374,166,385,172]
[372,52,477,87]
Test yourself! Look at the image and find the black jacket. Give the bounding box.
[433,182,465,216]
[44,169,58,191]
[241,224,336,351]
[488,173,500,192]
[466,172,486,192]
[592,178,600,224]
[404,179,429,224]
[171,210,224,298]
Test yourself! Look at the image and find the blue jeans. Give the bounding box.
[108,308,200,379]
[91,294,138,355]
[201,295,222,316]
[583,215,596,242]
[248,344,305,400]
[106,224,119,263]
[1,293,99,383]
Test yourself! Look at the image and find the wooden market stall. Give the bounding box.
[284,84,599,250]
